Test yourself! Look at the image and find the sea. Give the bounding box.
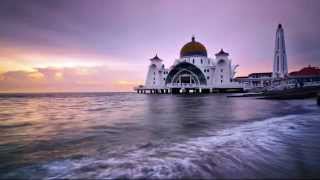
[0,92,319,179]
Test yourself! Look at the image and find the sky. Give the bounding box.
[0,0,320,92]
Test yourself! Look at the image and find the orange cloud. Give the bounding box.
[0,44,146,92]
[0,45,140,73]
[0,66,143,92]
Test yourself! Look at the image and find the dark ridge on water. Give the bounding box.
[0,92,319,179]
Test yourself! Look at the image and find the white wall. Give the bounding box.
[215,56,231,84]
[144,54,236,88]
[145,60,166,88]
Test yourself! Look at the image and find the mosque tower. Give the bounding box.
[273,24,288,78]
[145,54,165,87]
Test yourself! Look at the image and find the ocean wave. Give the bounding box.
[5,113,320,179]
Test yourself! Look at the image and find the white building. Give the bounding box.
[137,36,242,94]
[235,24,289,90]
[273,24,288,78]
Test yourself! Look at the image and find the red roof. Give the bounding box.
[289,66,320,76]
[248,72,272,77]
[235,76,248,79]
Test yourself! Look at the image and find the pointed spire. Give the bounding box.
[191,35,195,42]
[215,49,229,56]
[150,54,162,61]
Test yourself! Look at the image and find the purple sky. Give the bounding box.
[0,0,320,91]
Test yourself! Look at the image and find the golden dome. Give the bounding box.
[180,36,207,58]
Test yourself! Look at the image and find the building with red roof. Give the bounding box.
[289,66,320,77]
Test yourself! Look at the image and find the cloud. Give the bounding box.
[0,66,143,92]
[1,0,320,91]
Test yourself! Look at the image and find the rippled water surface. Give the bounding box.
[0,92,320,179]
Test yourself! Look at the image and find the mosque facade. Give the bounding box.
[136,36,242,94]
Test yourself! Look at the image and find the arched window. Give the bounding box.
[201,59,203,64]
[218,59,226,65]
[165,62,207,85]
[192,59,194,64]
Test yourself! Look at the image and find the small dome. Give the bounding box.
[150,54,162,61]
[215,49,229,56]
[180,36,207,58]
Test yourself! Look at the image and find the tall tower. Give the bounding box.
[145,54,165,87]
[273,24,288,78]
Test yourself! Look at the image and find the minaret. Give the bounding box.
[273,24,288,78]
[145,54,164,87]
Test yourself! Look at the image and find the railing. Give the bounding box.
[135,82,243,90]
[303,81,320,87]
[166,83,201,88]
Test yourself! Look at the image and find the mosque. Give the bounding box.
[136,36,242,94]
[135,24,320,94]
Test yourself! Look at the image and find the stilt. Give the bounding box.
[202,89,210,93]
[171,88,179,94]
